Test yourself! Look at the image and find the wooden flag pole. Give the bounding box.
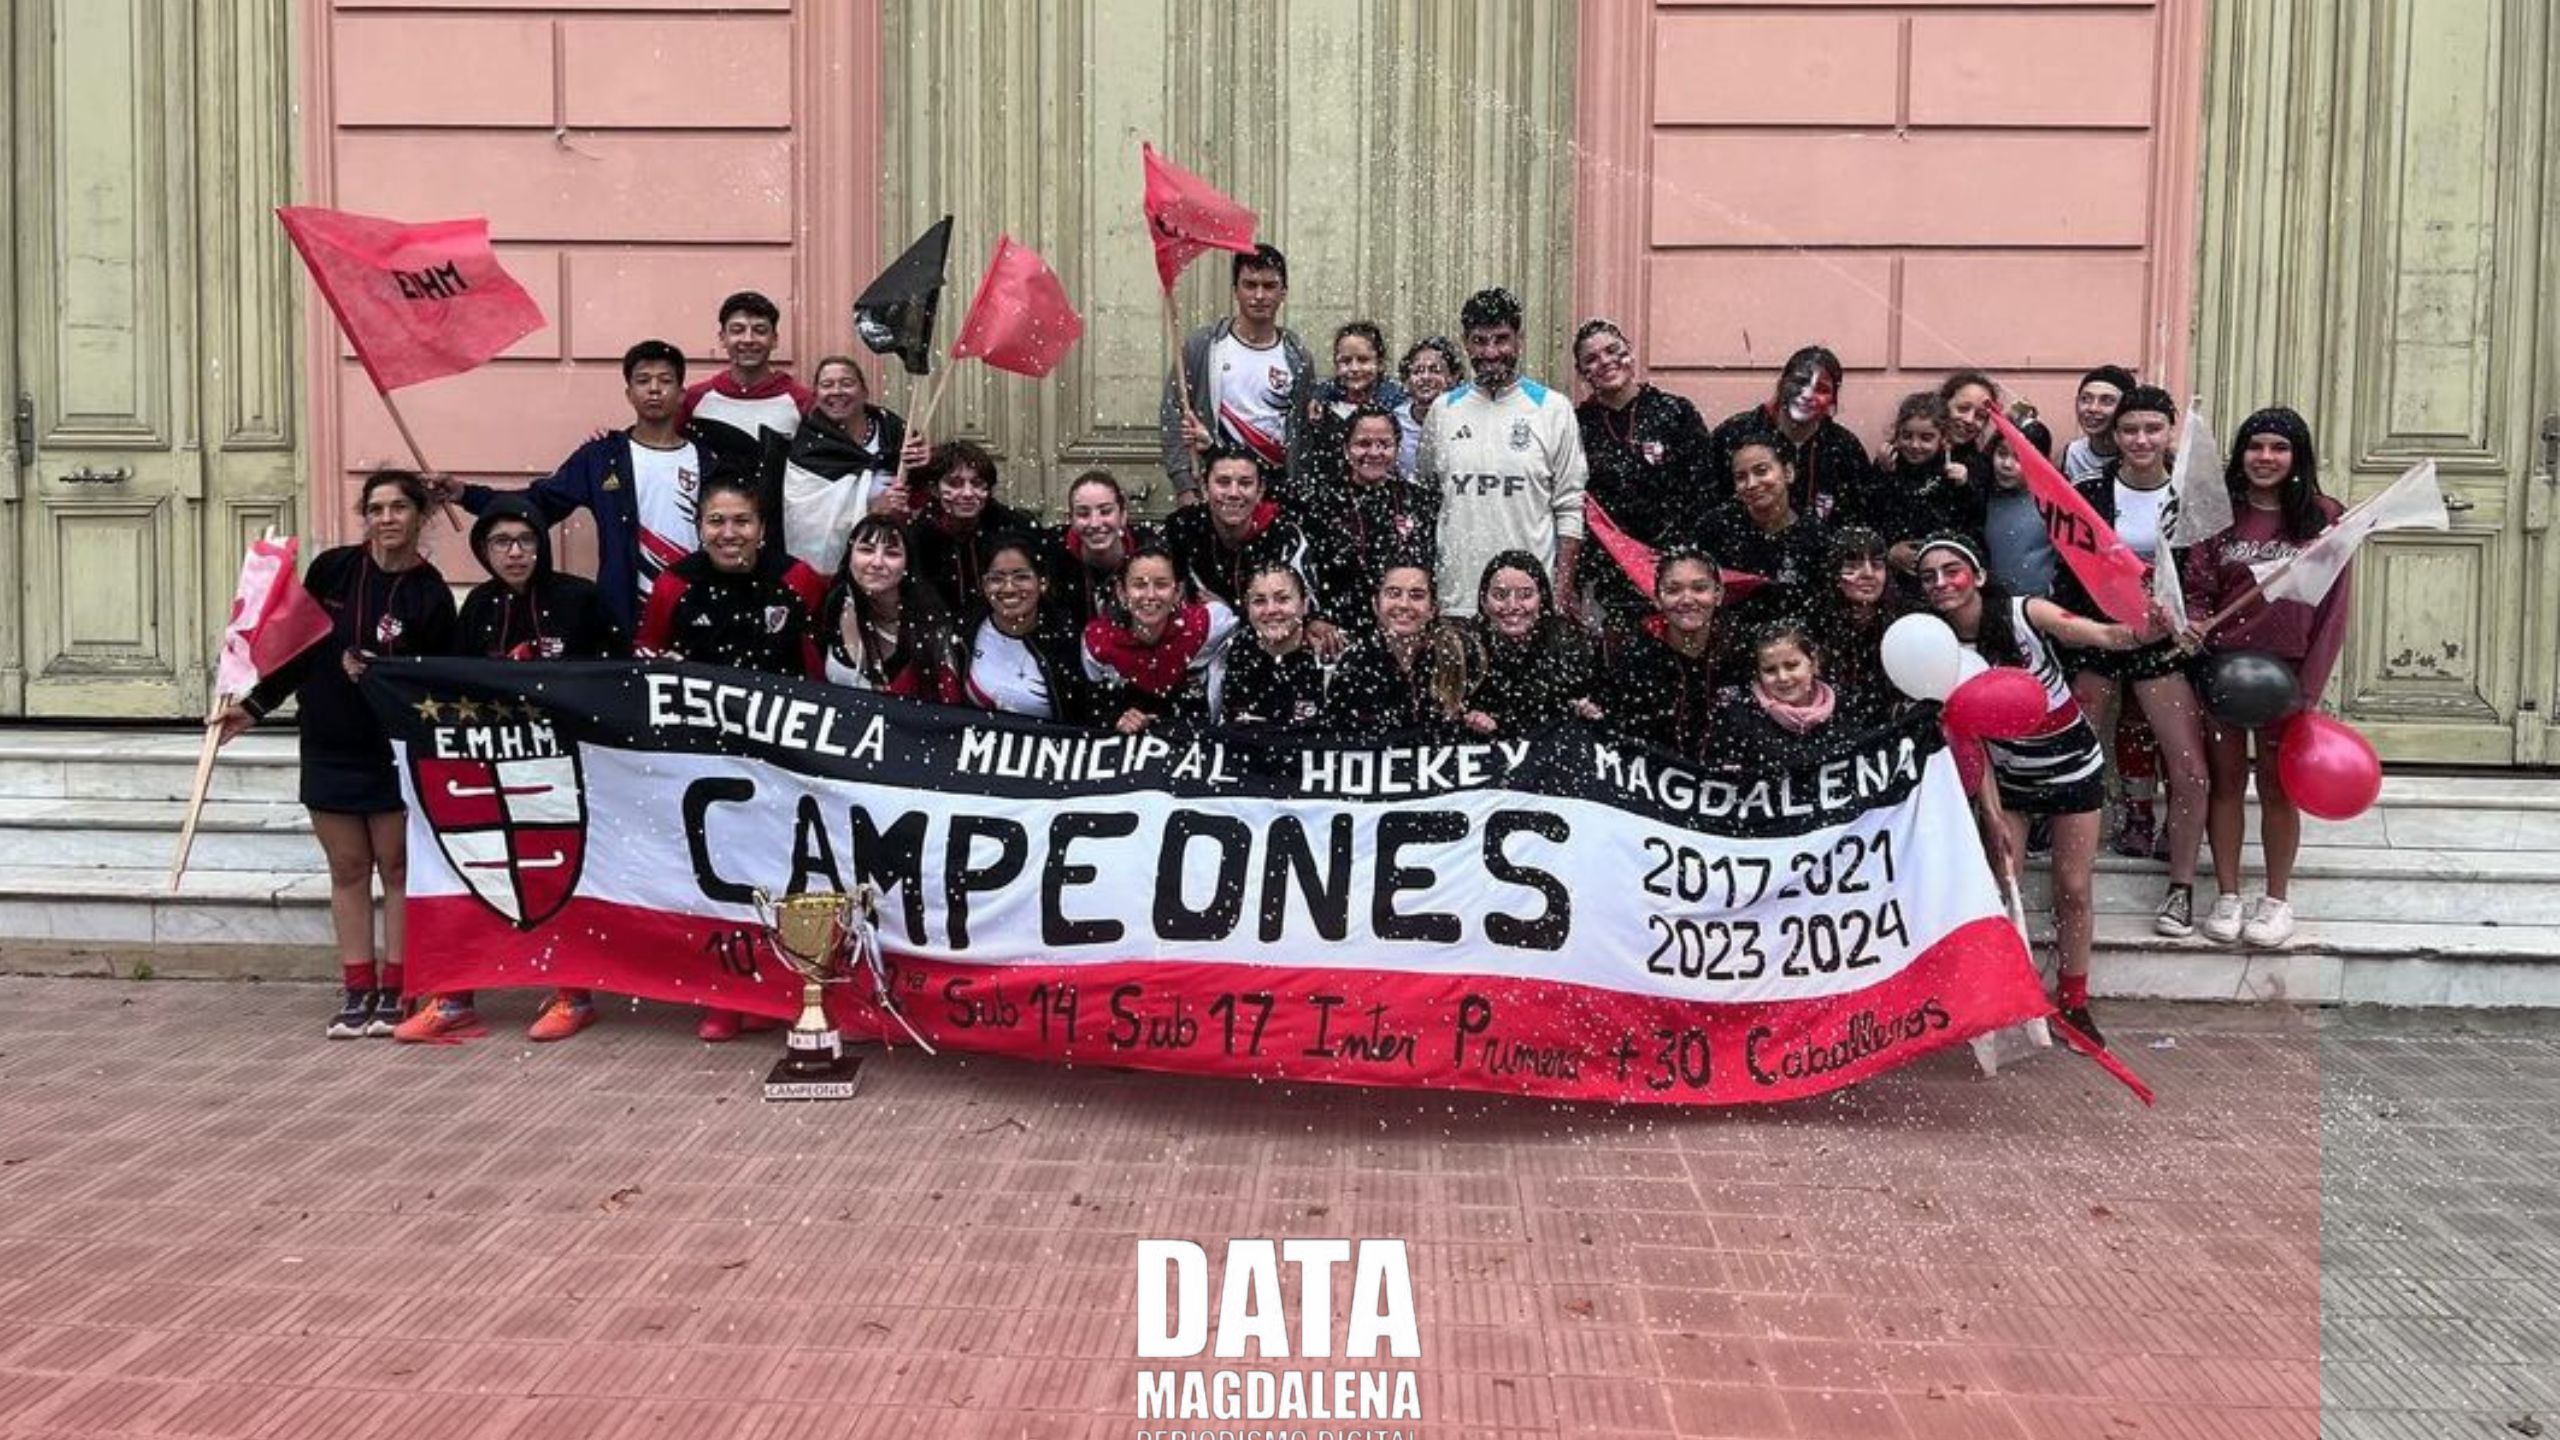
[1161,288,1197,436]
[172,524,284,892]
[889,359,950,496]
[169,691,229,893]
[375,387,468,531]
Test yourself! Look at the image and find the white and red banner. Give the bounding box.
[372,660,2053,1105]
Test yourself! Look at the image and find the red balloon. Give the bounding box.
[1943,666,2050,741]
[2275,713,2383,820]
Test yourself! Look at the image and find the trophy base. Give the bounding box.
[762,1050,864,1102]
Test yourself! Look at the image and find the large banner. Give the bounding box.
[370,659,2053,1105]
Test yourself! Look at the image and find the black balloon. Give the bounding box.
[2200,650,2301,729]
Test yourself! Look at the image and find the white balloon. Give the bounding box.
[1954,651,1990,684]
[1881,613,1966,701]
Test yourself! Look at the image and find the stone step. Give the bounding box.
[2067,915,2560,1009]
[0,731,302,803]
[0,864,337,977]
[0,797,322,872]
[2019,844,2560,926]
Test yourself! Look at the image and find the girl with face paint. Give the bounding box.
[1079,545,1239,735]
[1707,344,1888,530]
[1453,551,1600,737]
[2059,386,2213,938]
[2179,407,2347,948]
[1915,536,2161,1046]
[1572,318,1720,624]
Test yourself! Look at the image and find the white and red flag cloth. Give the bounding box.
[275,205,546,391]
[214,536,333,698]
[1989,408,2151,624]
[2251,458,2447,606]
[369,659,2145,1107]
[1141,143,1259,291]
[948,236,1083,379]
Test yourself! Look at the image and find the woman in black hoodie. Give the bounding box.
[399,497,629,1045]
[904,440,1032,616]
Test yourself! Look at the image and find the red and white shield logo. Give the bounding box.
[413,752,587,929]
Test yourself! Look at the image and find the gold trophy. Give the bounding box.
[750,887,871,1101]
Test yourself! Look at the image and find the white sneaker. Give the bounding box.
[2199,892,2247,944]
[2241,897,2298,947]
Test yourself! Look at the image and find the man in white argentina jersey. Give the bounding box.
[1421,288,1588,619]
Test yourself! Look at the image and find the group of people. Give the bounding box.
[222,250,2353,1054]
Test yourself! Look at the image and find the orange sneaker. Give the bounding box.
[697,1007,741,1043]
[527,990,597,1042]
[393,996,480,1043]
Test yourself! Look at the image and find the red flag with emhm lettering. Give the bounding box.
[1141,143,1259,291]
[276,206,546,392]
[1988,408,2151,624]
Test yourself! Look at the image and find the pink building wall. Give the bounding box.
[1576,0,2206,454]
[297,0,876,570]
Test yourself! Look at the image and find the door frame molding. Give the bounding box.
[1,3,22,712]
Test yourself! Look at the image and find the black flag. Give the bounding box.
[852,216,952,376]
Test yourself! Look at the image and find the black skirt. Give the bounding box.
[300,751,405,815]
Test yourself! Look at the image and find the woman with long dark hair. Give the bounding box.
[220,470,458,1040]
[1601,545,1743,761]
[1813,526,1912,699]
[821,514,962,702]
[2181,407,2349,947]
[1454,551,1599,736]
[958,530,1089,723]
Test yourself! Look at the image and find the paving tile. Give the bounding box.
[5,980,2546,1437]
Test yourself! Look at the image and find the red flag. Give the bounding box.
[1141,143,1259,291]
[214,536,333,698]
[1585,500,1765,603]
[276,206,545,392]
[948,236,1083,379]
[1988,409,2150,623]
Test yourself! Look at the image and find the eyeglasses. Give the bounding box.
[487,535,538,553]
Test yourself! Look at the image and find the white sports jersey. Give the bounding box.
[965,624,1054,718]
[629,440,701,598]
[2113,478,2167,560]
[690,387,805,441]
[1420,378,1588,616]
[1210,331,1292,467]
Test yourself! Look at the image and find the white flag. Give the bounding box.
[780,461,886,576]
[2148,400,2226,627]
[2165,399,2231,547]
[2251,458,2447,607]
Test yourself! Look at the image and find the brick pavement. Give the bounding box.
[0,977,2511,1438]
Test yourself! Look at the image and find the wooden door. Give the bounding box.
[876,0,1577,515]
[2199,0,2557,764]
[5,0,299,719]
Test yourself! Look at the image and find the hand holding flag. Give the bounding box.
[178,534,337,890]
[2151,397,2232,627]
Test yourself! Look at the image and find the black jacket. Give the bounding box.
[1708,404,1886,529]
[1712,684,1888,775]
[1297,476,1439,631]
[907,499,1034,617]
[1162,502,1314,612]
[1601,619,1744,761]
[456,496,628,661]
[1324,632,1449,737]
[1460,620,1597,734]
[245,546,458,767]
[1699,506,1831,619]
[635,548,828,679]
[1221,641,1329,730]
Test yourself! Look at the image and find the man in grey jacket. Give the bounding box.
[1161,244,1315,508]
